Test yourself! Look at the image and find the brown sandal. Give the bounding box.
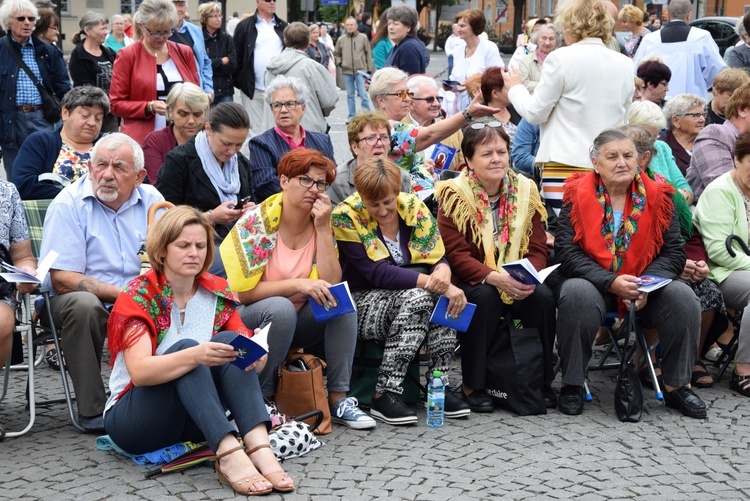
[246,444,295,492]
[215,444,272,496]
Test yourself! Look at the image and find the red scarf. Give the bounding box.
[564,170,675,279]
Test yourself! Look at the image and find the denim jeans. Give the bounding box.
[2,109,53,180]
[343,73,371,120]
[212,94,234,106]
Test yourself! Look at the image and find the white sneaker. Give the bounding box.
[330,397,377,430]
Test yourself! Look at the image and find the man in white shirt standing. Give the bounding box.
[226,11,240,37]
[233,0,287,140]
[633,0,725,100]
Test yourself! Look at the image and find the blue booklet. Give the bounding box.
[430,143,457,173]
[501,259,560,285]
[636,275,672,293]
[228,323,270,370]
[307,281,357,322]
[429,295,477,332]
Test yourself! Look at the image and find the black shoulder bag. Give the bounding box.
[614,303,644,422]
[3,36,62,123]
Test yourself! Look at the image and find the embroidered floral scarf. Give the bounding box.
[107,269,250,365]
[331,192,444,264]
[436,168,546,304]
[219,192,320,292]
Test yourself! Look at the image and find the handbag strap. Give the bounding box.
[3,36,50,98]
[619,303,641,372]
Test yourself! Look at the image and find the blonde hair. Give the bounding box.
[629,100,667,131]
[555,0,613,43]
[166,82,210,117]
[198,2,221,27]
[618,5,644,26]
[353,158,402,202]
[146,206,215,275]
[712,67,750,94]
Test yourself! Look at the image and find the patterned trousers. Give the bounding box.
[352,288,457,394]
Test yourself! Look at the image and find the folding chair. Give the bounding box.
[21,199,86,432]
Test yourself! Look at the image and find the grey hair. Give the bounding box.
[110,14,124,24]
[387,4,419,37]
[61,86,111,116]
[92,133,145,173]
[72,12,108,44]
[264,75,310,105]
[408,75,439,96]
[369,67,408,109]
[530,22,562,47]
[166,82,209,115]
[667,0,691,21]
[589,128,635,161]
[662,93,706,130]
[136,0,179,30]
[629,100,667,131]
[619,124,657,161]
[0,0,37,30]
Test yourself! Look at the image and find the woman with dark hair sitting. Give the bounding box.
[104,206,294,495]
[332,158,470,425]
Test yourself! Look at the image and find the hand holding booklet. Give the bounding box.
[228,322,270,370]
[0,250,59,284]
[307,281,357,322]
[635,275,671,293]
[429,296,477,332]
[501,258,560,286]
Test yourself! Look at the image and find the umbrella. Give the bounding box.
[144,443,215,479]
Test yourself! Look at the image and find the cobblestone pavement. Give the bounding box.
[2,52,749,500]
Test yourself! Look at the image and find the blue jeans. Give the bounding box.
[2,109,54,181]
[343,73,371,120]
[212,94,234,106]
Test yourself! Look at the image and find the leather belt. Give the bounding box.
[16,104,44,112]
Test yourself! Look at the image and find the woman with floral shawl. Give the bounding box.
[332,158,470,425]
[549,128,707,420]
[436,123,555,414]
[105,206,294,496]
[219,149,375,430]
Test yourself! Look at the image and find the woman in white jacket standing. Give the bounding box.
[504,0,634,216]
[262,22,338,133]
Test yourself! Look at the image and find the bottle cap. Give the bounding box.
[432,370,442,378]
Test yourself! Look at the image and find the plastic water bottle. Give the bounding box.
[426,370,445,428]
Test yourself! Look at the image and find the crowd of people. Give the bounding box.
[2,0,750,495]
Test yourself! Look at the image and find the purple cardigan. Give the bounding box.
[142,124,178,184]
[338,217,448,292]
[685,119,739,200]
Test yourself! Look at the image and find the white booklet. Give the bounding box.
[0,250,59,284]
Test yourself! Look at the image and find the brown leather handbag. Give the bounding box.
[275,352,332,435]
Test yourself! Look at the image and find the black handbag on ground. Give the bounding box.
[614,304,644,423]
[3,36,62,123]
[486,317,546,416]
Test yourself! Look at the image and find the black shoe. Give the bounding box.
[370,392,418,425]
[639,367,664,391]
[558,385,584,415]
[77,413,105,432]
[460,389,494,413]
[444,390,471,418]
[543,385,557,409]
[663,386,707,419]
[730,371,750,397]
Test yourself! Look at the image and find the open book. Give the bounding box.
[0,250,59,284]
[307,281,357,322]
[501,258,560,286]
[228,322,270,370]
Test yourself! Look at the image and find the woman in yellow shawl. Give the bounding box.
[219,149,375,430]
[436,123,556,413]
[332,158,470,426]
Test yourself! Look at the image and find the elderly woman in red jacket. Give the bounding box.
[110,0,200,145]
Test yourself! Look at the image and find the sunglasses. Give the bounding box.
[383,91,414,100]
[261,0,277,3]
[470,121,503,130]
[16,16,36,22]
[411,96,444,104]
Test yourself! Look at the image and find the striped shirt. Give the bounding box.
[13,36,43,106]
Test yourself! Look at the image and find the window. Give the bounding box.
[120,0,143,14]
[58,0,69,15]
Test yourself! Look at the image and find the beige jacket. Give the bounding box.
[334,31,374,75]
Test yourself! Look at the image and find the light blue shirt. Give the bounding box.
[175,20,214,93]
[39,172,165,296]
[613,209,623,236]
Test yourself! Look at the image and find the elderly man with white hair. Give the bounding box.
[0,0,71,180]
[403,75,464,172]
[39,133,165,432]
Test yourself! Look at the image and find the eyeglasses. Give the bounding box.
[297,175,329,191]
[411,96,444,104]
[658,80,669,87]
[208,14,223,18]
[270,100,300,111]
[145,27,172,38]
[680,112,705,119]
[383,91,414,100]
[470,121,503,130]
[15,16,36,22]
[357,134,390,146]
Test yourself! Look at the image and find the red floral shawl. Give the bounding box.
[563,170,675,278]
[108,269,252,366]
